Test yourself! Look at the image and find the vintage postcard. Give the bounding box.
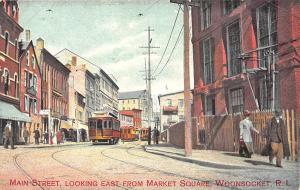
[0,0,299,189]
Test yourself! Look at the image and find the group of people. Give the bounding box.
[239,110,290,168]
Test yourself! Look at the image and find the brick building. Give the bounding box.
[19,39,42,143]
[0,0,31,144]
[35,38,70,138]
[191,0,300,117]
[119,109,142,128]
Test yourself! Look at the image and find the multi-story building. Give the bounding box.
[55,48,119,118]
[118,90,150,127]
[191,0,300,116]
[0,0,31,144]
[35,38,70,136]
[19,37,42,143]
[158,91,193,130]
[119,110,134,128]
[119,109,142,128]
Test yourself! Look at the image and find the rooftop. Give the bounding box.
[118,90,146,100]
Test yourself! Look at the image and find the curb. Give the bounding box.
[144,145,257,170]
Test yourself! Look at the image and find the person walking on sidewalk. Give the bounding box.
[23,127,29,145]
[266,110,290,168]
[239,110,259,158]
[4,121,14,149]
[34,127,40,145]
[153,127,160,144]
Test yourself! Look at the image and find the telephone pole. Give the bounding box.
[170,0,197,157]
[140,26,159,129]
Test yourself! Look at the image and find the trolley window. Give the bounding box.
[89,120,96,129]
[103,121,107,129]
[108,120,112,129]
[97,119,102,129]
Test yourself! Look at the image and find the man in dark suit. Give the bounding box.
[267,110,290,167]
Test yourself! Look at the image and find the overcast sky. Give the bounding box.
[19,0,193,110]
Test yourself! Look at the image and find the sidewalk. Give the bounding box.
[144,143,298,170]
[17,141,91,148]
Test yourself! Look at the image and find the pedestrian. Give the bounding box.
[34,127,40,145]
[23,127,29,145]
[62,130,65,143]
[4,121,14,149]
[44,131,49,144]
[153,127,160,144]
[147,127,151,145]
[56,130,62,145]
[266,110,290,168]
[239,110,259,158]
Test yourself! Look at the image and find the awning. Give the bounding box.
[0,100,31,122]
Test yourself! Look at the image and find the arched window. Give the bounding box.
[4,32,9,54]
[3,69,9,95]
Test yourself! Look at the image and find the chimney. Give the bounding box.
[71,56,77,66]
[25,30,31,41]
[36,38,44,50]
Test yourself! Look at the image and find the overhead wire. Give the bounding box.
[152,5,181,75]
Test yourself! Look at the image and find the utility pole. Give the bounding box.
[170,0,196,157]
[139,27,159,130]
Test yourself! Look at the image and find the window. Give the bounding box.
[29,73,33,88]
[202,38,214,84]
[32,55,35,69]
[4,69,9,95]
[178,99,184,108]
[167,99,172,106]
[15,40,18,59]
[33,99,37,114]
[257,1,277,68]
[25,96,29,112]
[33,76,37,91]
[223,0,241,14]
[179,115,184,122]
[230,88,244,113]
[4,32,9,54]
[201,0,212,30]
[14,74,18,98]
[24,71,28,87]
[26,51,29,66]
[226,21,241,76]
[259,77,270,110]
[205,95,216,115]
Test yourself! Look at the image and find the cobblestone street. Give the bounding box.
[0,141,299,190]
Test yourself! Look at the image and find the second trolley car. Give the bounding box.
[88,112,120,144]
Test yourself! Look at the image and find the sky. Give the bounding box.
[18,0,194,111]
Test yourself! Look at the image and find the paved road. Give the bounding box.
[0,141,298,190]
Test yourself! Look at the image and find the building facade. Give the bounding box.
[191,0,300,117]
[19,40,42,143]
[158,91,193,131]
[119,109,142,128]
[55,49,119,118]
[0,0,31,144]
[35,38,70,138]
[119,110,134,128]
[118,90,150,127]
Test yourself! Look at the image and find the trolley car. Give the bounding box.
[120,126,138,141]
[88,112,120,144]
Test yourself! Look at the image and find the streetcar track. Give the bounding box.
[13,150,45,190]
[100,145,243,190]
[50,145,134,190]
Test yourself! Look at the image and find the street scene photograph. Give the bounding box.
[0,0,299,189]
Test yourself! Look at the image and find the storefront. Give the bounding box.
[0,101,31,144]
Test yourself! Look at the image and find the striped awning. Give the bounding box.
[0,100,31,122]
